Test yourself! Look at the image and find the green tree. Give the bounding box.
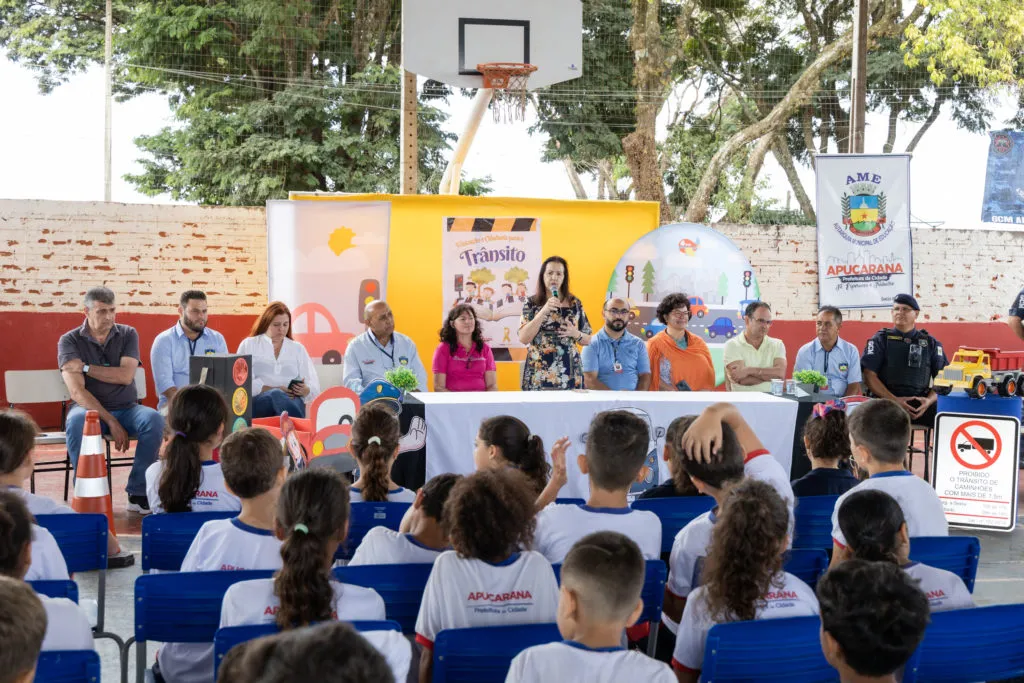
[607,268,619,297]
[641,261,656,302]
[717,272,729,304]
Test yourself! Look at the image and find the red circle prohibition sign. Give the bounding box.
[949,420,1002,470]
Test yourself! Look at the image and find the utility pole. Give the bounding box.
[400,69,418,194]
[849,0,868,153]
[103,0,113,201]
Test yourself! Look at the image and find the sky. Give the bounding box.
[0,55,1018,232]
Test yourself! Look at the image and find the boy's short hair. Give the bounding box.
[585,410,650,491]
[676,421,744,488]
[817,559,929,676]
[561,531,644,623]
[0,575,47,683]
[0,410,38,475]
[419,473,462,524]
[216,621,393,683]
[219,428,284,499]
[847,399,910,464]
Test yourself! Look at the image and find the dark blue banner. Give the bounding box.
[981,130,1024,225]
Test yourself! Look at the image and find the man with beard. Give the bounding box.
[150,290,229,412]
[581,298,651,391]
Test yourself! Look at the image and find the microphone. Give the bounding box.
[551,288,559,299]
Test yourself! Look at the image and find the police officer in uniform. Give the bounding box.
[1007,286,1024,341]
[861,294,948,426]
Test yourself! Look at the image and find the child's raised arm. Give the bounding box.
[679,403,766,462]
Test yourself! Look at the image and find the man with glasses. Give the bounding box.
[862,294,947,426]
[723,301,787,392]
[794,306,863,397]
[582,298,651,391]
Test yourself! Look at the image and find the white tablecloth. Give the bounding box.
[421,391,799,499]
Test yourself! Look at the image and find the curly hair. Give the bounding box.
[160,384,230,513]
[803,409,853,465]
[349,404,401,502]
[656,293,691,325]
[701,479,789,622]
[478,416,550,496]
[419,473,462,524]
[273,469,350,630]
[446,469,537,563]
[439,304,485,355]
[836,489,905,564]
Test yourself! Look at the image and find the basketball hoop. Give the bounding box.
[477,62,538,123]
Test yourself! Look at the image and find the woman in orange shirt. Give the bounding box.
[646,293,716,391]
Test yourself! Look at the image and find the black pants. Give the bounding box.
[910,402,937,428]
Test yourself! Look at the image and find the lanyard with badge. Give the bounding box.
[370,333,396,368]
[187,329,205,356]
[611,337,624,374]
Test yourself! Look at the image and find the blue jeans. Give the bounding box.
[66,404,165,497]
[253,389,306,419]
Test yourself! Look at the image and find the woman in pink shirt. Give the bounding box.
[432,304,497,392]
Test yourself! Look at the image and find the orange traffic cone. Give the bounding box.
[71,410,117,538]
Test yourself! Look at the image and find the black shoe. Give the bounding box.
[108,549,135,569]
[126,495,151,515]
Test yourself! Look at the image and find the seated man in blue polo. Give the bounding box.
[342,300,427,393]
[58,287,164,514]
[793,305,863,397]
[581,297,651,391]
[150,290,229,413]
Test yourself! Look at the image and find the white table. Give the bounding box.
[420,391,799,499]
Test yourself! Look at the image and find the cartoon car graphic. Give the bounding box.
[640,321,667,339]
[291,303,355,365]
[688,296,708,318]
[579,408,665,498]
[706,317,737,339]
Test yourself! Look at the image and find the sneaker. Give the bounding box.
[108,549,136,569]
[126,495,152,515]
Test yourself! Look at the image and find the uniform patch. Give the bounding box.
[839,363,849,373]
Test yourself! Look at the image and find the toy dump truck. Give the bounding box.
[934,347,1024,399]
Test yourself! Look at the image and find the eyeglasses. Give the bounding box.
[891,306,914,314]
[815,320,837,328]
[752,318,773,326]
[606,308,630,316]
[668,309,690,319]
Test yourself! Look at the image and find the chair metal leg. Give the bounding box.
[106,441,114,494]
[121,636,133,683]
[97,569,106,633]
[30,468,36,494]
[63,453,71,501]
[135,637,146,683]
[647,621,660,658]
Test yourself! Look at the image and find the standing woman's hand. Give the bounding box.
[541,296,561,319]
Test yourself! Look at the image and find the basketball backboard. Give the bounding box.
[401,0,583,90]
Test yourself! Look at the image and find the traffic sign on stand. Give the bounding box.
[933,412,1020,531]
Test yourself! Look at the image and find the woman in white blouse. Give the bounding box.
[238,301,320,418]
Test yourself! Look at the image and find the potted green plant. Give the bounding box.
[384,367,419,397]
[792,370,829,395]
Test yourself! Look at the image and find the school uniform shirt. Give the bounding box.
[237,334,322,404]
[220,578,386,628]
[144,460,242,514]
[506,641,676,683]
[39,595,93,651]
[414,550,559,649]
[9,486,75,515]
[831,471,948,548]
[157,518,284,683]
[348,486,417,504]
[671,572,820,675]
[790,467,860,497]
[532,504,662,563]
[744,450,796,529]
[903,562,974,612]
[663,510,716,635]
[360,630,413,683]
[25,524,70,581]
[342,330,428,394]
[348,527,447,566]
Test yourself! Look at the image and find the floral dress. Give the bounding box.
[520,296,592,391]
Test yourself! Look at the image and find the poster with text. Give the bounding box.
[981,130,1024,225]
[266,200,390,366]
[442,217,542,362]
[816,154,913,309]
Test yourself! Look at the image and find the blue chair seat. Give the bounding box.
[702,615,836,681]
[34,650,101,683]
[908,536,980,593]
[141,510,238,572]
[334,563,434,634]
[336,502,412,562]
[432,623,561,683]
[630,497,716,558]
[792,495,840,550]
[29,580,79,603]
[782,549,829,590]
[902,603,1024,682]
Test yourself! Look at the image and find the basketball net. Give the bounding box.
[477,62,538,123]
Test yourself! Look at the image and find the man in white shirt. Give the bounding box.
[342,300,427,393]
[150,290,229,412]
[723,301,786,392]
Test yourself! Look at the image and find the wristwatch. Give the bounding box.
[83,364,91,375]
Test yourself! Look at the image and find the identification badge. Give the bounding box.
[613,362,623,373]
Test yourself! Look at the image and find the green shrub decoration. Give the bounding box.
[384,367,419,392]
[793,370,829,389]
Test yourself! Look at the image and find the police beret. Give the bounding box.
[893,294,920,311]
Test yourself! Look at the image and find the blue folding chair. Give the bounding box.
[213,620,401,679]
[783,549,829,590]
[432,623,561,683]
[701,615,836,681]
[141,510,237,572]
[551,560,666,657]
[335,502,412,562]
[554,498,585,506]
[630,496,716,559]
[35,513,123,651]
[334,563,434,634]
[34,650,101,683]
[903,603,1024,682]
[792,495,840,550]
[126,569,275,683]
[29,579,79,603]
[908,536,981,593]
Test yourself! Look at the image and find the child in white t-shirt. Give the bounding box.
[350,473,461,566]
[835,488,973,612]
[348,404,416,503]
[817,559,930,682]
[672,480,819,680]
[415,469,559,683]
[507,531,675,683]
[830,398,947,566]
[0,491,92,652]
[144,385,241,514]
[533,410,662,563]
[0,575,49,682]
[472,415,569,510]
[155,428,288,683]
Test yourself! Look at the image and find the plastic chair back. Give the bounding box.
[702,615,837,681]
[630,497,716,556]
[792,495,840,550]
[908,536,981,592]
[902,603,1024,682]
[29,580,79,603]
[34,514,108,574]
[336,502,412,562]
[141,511,238,572]
[783,549,829,590]
[432,623,561,683]
[334,563,434,633]
[33,650,101,683]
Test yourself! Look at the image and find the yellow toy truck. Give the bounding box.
[933,347,1024,399]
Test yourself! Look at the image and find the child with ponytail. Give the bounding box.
[836,488,973,612]
[791,400,859,497]
[671,479,819,681]
[349,405,415,503]
[473,415,568,509]
[145,384,240,514]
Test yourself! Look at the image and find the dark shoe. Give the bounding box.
[126,495,151,515]
[108,549,135,569]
